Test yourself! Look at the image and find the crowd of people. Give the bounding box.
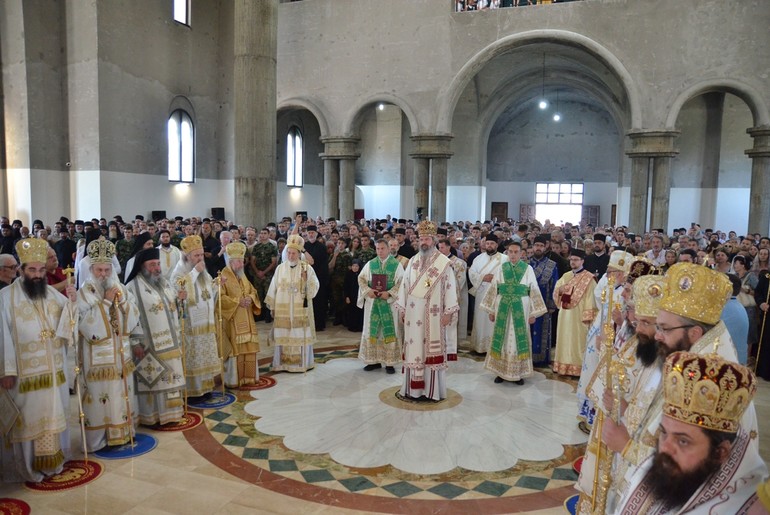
[455,0,581,12]
[1,211,769,512]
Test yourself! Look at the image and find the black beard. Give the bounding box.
[645,448,721,509]
[635,332,659,367]
[22,276,48,300]
[486,248,497,255]
[533,250,544,259]
[657,330,692,360]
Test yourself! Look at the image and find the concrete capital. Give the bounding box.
[409,134,454,159]
[745,126,770,158]
[319,137,360,160]
[625,129,680,158]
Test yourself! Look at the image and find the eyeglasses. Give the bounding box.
[655,324,694,335]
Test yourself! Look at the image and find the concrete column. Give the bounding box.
[625,130,679,234]
[320,137,359,222]
[409,134,453,222]
[234,0,277,227]
[413,158,429,220]
[430,158,448,222]
[628,157,650,234]
[339,159,356,222]
[650,156,672,232]
[746,127,770,235]
[322,158,340,219]
[699,93,725,227]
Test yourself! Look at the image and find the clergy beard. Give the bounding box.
[22,276,48,300]
[645,447,721,509]
[419,246,435,259]
[161,243,171,248]
[533,249,544,259]
[657,331,692,360]
[141,269,162,287]
[93,277,117,298]
[636,332,659,367]
[233,268,245,279]
[486,248,497,256]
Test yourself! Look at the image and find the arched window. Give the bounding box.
[168,109,194,183]
[286,126,303,187]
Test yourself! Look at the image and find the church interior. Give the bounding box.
[1,0,769,513]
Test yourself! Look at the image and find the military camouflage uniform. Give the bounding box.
[115,238,134,280]
[330,249,353,323]
[249,242,278,307]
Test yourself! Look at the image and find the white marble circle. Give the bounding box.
[245,357,587,475]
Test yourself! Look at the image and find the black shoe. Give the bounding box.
[363,364,382,371]
[264,315,273,323]
[514,379,524,386]
[385,366,395,374]
[494,376,504,384]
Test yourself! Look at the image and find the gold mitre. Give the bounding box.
[607,249,632,273]
[16,238,49,265]
[181,235,203,254]
[659,262,732,325]
[87,239,116,264]
[663,351,756,433]
[225,241,247,259]
[286,234,305,253]
[627,256,658,282]
[417,220,437,236]
[633,275,666,318]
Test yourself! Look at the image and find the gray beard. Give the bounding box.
[233,268,245,279]
[141,269,163,287]
[92,276,117,298]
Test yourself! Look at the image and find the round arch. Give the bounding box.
[343,92,421,137]
[665,78,770,128]
[277,97,331,139]
[436,30,642,133]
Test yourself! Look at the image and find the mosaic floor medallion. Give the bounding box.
[24,460,103,492]
[0,498,31,515]
[93,433,158,460]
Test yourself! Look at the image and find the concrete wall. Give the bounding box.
[2,0,768,230]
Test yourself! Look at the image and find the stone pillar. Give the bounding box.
[430,158,448,222]
[409,135,453,222]
[628,156,650,234]
[413,158,429,220]
[340,159,356,222]
[321,158,340,219]
[234,0,277,227]
[625,130,679,234]
[320,137,360,222]
[650,156,672,232]
[746,127,770,235]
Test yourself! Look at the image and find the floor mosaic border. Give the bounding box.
[184,345,585,513]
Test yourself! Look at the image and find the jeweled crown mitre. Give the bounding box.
[417,220,437,236]
[87,239,116,264]
[663,351,756,433]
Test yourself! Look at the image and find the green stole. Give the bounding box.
[491,260,530,360]
[368,257,398,344]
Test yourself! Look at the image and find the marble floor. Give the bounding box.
[1,324,769,515]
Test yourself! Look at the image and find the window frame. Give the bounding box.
[173,0,190,26]
[167,109,195,184]
[286,126,304,188]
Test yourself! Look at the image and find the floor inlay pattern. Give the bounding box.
[187,346,587,509]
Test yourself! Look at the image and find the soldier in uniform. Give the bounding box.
[329,238,353,325]
[248,228,278,323]
[115,225,135,281]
